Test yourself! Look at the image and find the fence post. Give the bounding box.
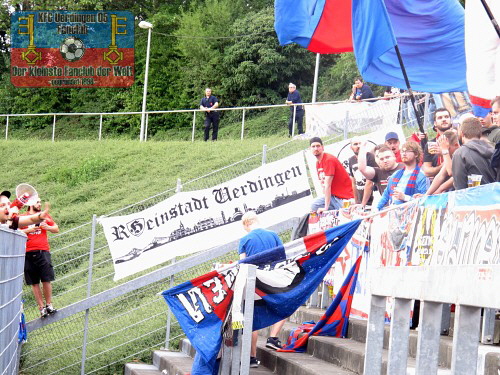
[98,114,103,141]
[164,257,176,349]
[191,111,196,142]
[52,114,56,142]
[80,214,97,375]
[291,105,297,137]
[145,113,149,141]
[240,108,246,141]
[415,301,443,374]
[230,264,256,375]
[343,110,349,140]
[5,115,9,140]
[261,144,267,166]
[176,178,182,193]
[450,304,481,374]
[363,294,386,375]
[387,298,412,374]
[481,308,495,344]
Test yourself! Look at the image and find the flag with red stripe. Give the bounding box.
[279,255,362,352]
[162,219,361,374]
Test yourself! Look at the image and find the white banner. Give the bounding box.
[304,98,401,137]
[100,152,312,280]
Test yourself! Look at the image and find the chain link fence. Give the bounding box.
[18,98,424,374]
[0,229,26,375]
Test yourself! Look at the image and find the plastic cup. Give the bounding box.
[471,174,482,187]
[427,141,437,154]
[467,175,473,188]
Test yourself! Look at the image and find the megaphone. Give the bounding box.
[11,183,39,209]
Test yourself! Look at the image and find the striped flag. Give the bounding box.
[162,219,361,375]
[279,255,362,352]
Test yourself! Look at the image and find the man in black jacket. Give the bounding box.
[452,117,496,190]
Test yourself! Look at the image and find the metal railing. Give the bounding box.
[0,228,27,375]
[1,95,422,142]
[364,265,500,375]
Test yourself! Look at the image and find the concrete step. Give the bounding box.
[153,351,192,375]
[155,343,275,374]
[256,336,356,375]
[124,363,163,375]
[289,306,455,368]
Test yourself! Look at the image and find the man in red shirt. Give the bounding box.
[21,198,59,318]
[310,137,354,213]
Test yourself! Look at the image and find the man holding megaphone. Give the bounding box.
[0,190,50,229]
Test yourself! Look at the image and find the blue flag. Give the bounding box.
[162,219,361,374]
[274,0,467,93]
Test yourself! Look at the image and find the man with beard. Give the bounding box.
[422,108,453,177]
[310,137,354,213]
[347,137,378,205]
[21,198,59,318]
[358,144,404,200]
[377,141,429,210]
[452,117,496,189]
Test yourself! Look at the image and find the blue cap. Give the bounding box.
[385,132,399,141]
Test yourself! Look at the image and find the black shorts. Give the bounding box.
[24,251,55,285]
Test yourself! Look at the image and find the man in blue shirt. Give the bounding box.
[349,77,374,101]
[377,141,429,210]
[200,88,220,141]
[238,211,285,367]
[286,83,304,136]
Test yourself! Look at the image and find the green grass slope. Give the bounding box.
[6,137,309,375]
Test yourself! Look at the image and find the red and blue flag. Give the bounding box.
[162,219,361,375]
[274,0,467,94]
[279,255,362,352]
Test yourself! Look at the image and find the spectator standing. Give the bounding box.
[200,88,220,141]
[286,83,304,136]
[349,77,374,101]
[358,144,404,197]
[385,132,402,162]
[422,108,453,178]
[238,211,285,368]
[347,137,378,205]
[377,142,429,210]
[310,137,354,213]
[21,198,59,318]
[452,118,496,190]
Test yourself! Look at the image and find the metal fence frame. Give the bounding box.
[364,265,500,375]
[15,97,428,374]
[0,228,27,375]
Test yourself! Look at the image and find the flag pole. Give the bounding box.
[312,53,320,103]
[393,44,425,135]
[479,0,500,37]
